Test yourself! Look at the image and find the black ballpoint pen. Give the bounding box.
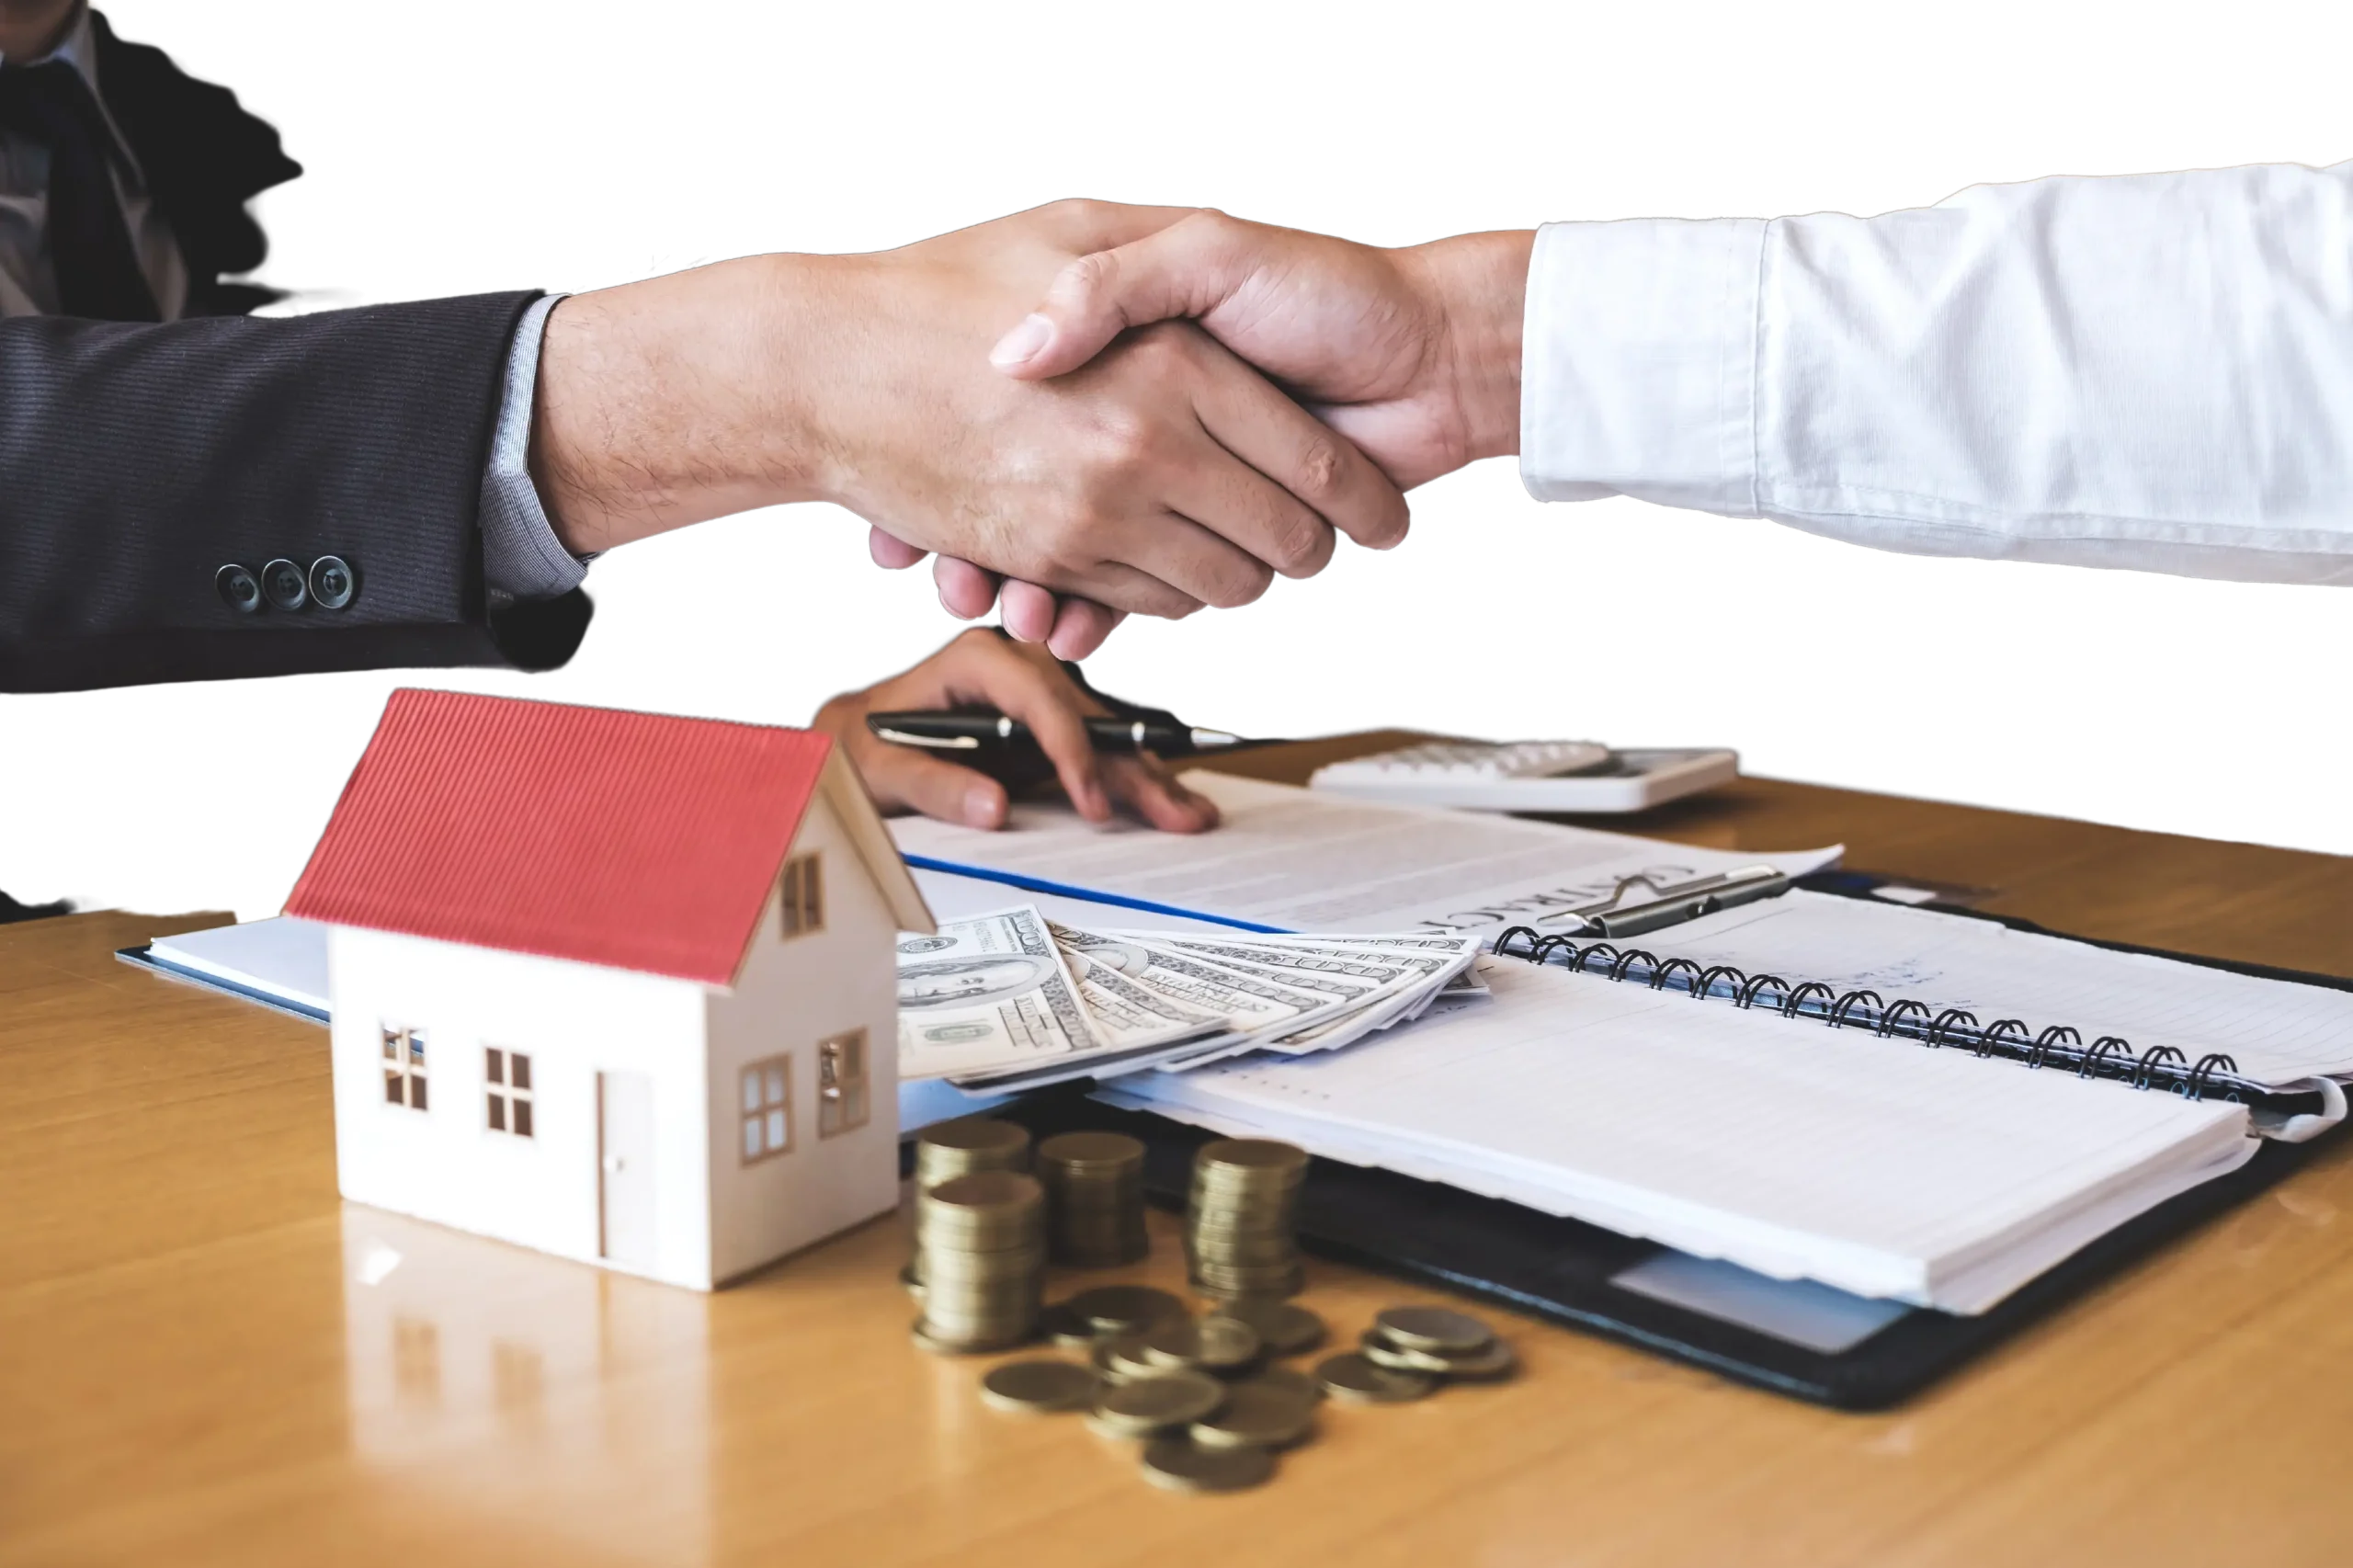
[866,710,1258,757]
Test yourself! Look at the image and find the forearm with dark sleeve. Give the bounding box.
[0,291,592,691]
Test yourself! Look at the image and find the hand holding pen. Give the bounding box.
[809,629,1223,834]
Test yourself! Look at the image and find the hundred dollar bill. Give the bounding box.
[1052,923,1339,1035]
[894,905,1099,1080]
[949,951,1234,1091]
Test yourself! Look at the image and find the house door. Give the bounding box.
[597,1070,657,1272]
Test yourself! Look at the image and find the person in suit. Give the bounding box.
[0,5,1408,695]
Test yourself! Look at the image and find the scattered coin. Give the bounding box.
[1433,1337,1518,1381]
[1141,1437,1277,1494]
[1040,1301,1097,1349]
[1211,1299,1325,1358]
[1102,1330,1170,1383]
[1088,1370,1228,1437]
[1142,1314,1262,1374]
[1313,1351,1435,1404]
[1064,1283,1188,1336]
[1188,1376,1318,1450]
[1372,1305,1495,1355]
[980,1358,1099,1414]
[1358,1331,1454,1375]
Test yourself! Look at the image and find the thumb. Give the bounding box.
[991,212,1250,381]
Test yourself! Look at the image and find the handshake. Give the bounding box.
[533,202,1535,659]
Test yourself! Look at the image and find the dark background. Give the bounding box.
[9,12,2343,918]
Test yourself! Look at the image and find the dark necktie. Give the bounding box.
[0,59,161,321]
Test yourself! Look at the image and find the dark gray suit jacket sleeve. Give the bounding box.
[0,290,592,692]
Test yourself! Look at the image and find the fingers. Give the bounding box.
[934,633,1113,821]
[1184,337,1411,554]
[1102,754,1221,834]
[993,211,1245,381]
[855,741,1012,829]
[870,527,929,569]
[933,556,1003,620]
[999,579,1060,643]
[1046,597,1124,661]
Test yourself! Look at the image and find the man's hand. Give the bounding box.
[811,628,1219,833]
[875,212,1535,650]
[529,201,1410,628]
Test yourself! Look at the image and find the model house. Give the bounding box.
[286,688,934,1290]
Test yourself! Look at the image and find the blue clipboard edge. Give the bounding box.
[115,943,330,1026]
[900,855,1290,933]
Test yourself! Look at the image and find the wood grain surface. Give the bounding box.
[7,742,2351,1567]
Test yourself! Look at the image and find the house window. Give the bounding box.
[779,852,824,938]
[818,1028,870,1138]
[382,1027,428,1110]
[740,1054,792,1164]
[486,1048,535,1138]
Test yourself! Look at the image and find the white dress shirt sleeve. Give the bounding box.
[478,293,591,602]
[1520,162,2353,585]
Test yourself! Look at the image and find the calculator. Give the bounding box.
[1308,742,1738,813]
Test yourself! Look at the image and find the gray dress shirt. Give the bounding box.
[1,10,585,603]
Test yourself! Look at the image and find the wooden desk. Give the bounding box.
[8,744,2353,1567]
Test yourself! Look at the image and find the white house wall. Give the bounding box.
[703,790,903,1283]
[328,925,716,1289]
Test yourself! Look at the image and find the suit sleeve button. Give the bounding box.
[216,563,262,614]
[261,558,308,611]
[309,555,356,609]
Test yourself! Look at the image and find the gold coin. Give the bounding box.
[913,1316,1031,1357]
[1371,1304,1495,1355]
[1090,1370,1227,1437]
[1188,1377,1318,1450]
[1037,1131,1147,1171]
[1141,1313,1261,1374]
[915,1118,1032,1184]
[1140,1437,1276,1493]
[1063,1283,1187,1335]
[1211,1300,1324,1357]
[1313,1351,1435,1403]
[1196,1138,1310,1172]
[979,1358,1098,1414]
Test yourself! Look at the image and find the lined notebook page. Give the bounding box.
[1642,892,2353,1086]
[1120,961,2249,1310]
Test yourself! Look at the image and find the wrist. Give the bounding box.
[1403,230,1534,462]
[529,255,838,555]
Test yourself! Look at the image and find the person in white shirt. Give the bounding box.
[887,163,2353,655]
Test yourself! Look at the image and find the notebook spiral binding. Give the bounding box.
[1493,926,2246,1101]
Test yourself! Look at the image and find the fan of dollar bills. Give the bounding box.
[896,905,1487,1093]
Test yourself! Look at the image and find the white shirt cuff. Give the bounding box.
[1518,216,1768,516]
[479,293,589,603]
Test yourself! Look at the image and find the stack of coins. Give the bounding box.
[1352,1305,1517,1384]
[1185,1139,1309,1300]
[907,1119,1031,1293]
[914,1171,1045,1353]
[1035,1131,1149,1267]
[915,1117,1032,1187]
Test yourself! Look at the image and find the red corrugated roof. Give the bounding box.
[287,689,834,986]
